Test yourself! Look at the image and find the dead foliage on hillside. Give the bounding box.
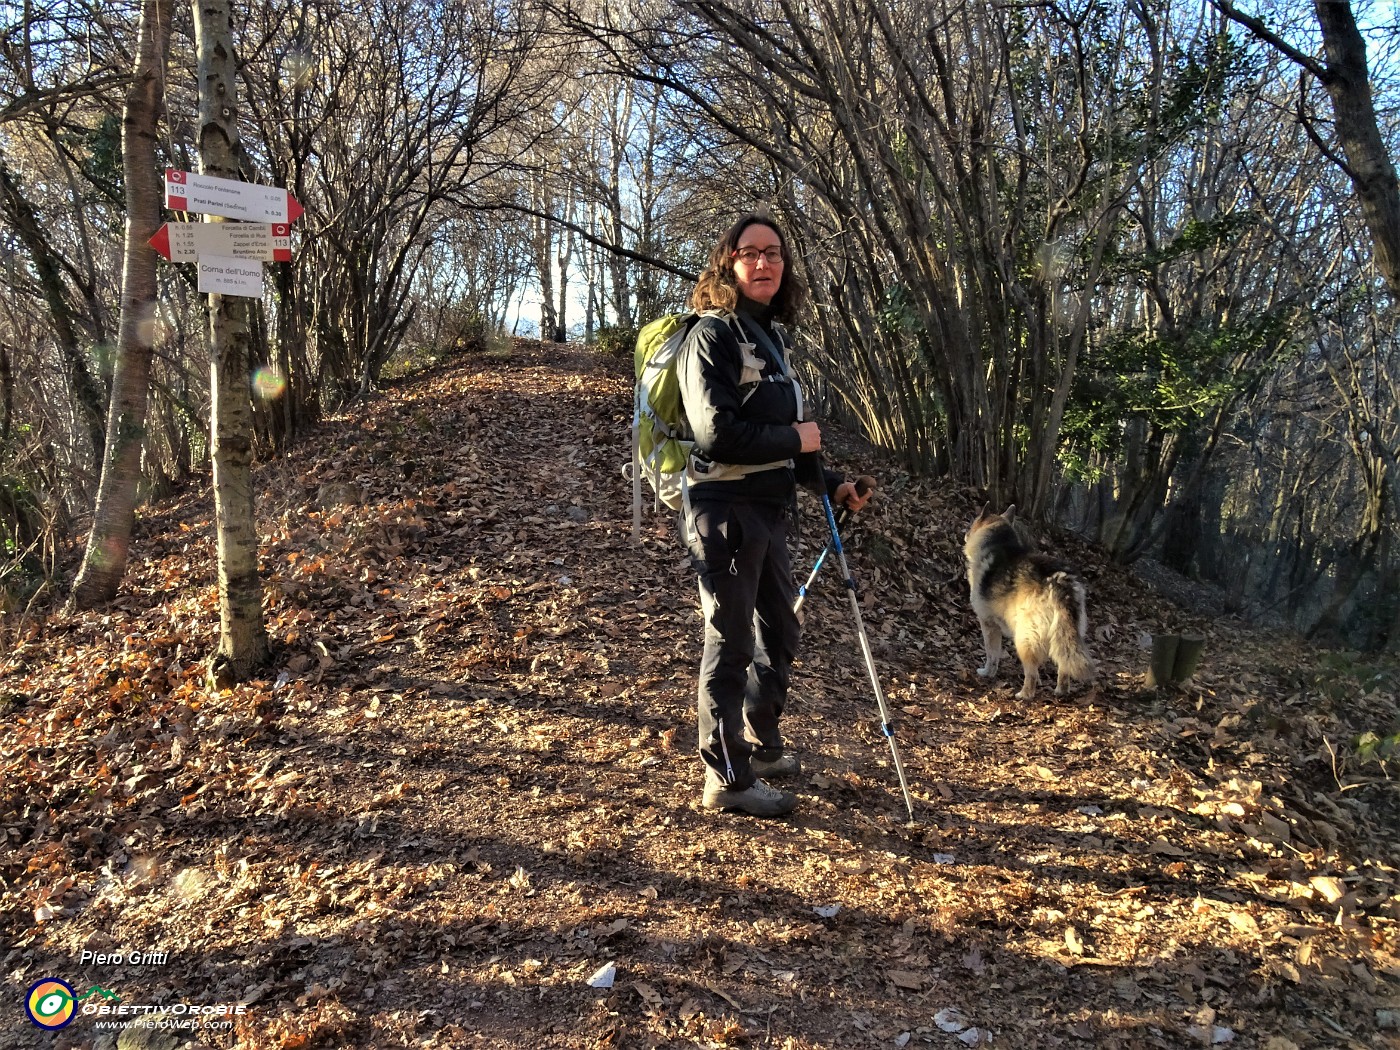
[2,340,1397,1049]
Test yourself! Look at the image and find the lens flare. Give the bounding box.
[282,49,316,90]
[252,367,287,400]
[135,300,158,345]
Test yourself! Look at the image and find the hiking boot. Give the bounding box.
[702,776,798,817]
[750,753,801,779]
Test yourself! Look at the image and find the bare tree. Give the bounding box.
[241,0,561,402]
[195,0,268,682]
[578,1,1237,509]
[70,0,172,609]
[1207,0,1400,643]
[1214,0,1400,300]
[0,156,108,462]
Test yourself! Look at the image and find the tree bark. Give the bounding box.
[1313,0,1400,300]
[71,0,172,609]
[195,0,269,682]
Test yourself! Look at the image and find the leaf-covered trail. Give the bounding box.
[2,340,1397,1049]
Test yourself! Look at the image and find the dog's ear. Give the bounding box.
[1002,505,1017,524]
[974,502,991,523]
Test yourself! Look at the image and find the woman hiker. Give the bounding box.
[678,213,873,817]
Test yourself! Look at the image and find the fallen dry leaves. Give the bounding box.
[1,339,1397,1049]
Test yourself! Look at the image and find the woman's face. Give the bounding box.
[732,224,784,305]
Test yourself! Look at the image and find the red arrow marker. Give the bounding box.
[149,224,172,259]
[147,221,291,263]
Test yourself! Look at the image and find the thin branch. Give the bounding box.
[1210,0,1330,81]
[0,74,131,124]
[466,199,698,283]
[1295,69,1359,180]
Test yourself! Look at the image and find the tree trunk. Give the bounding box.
[1307,532,1378,643]
[0,340,11,441]
[531,193,559,342]
[0,157,106,462]
[1313,0,1400,301]
[1216,0,1400,300]
[71,0,171,609]
[1160,486,1203,576]
[554,219,573,342]
[194,0,269,682]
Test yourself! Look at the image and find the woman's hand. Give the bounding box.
[836,475,875,513]
[793,421,821,453]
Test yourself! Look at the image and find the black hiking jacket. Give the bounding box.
[678,296,840,505]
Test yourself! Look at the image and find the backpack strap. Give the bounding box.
[734,315,804,423]
[695,309,774,404]
[738,316,789,376]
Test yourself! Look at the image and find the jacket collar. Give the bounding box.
[736,294,777,326]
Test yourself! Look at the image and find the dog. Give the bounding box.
[964,504,1095,699]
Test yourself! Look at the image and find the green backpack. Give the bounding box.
[630,313,701,533]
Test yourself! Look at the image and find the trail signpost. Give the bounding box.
[196,256,265,297]
[153,169,302,298]
[149,221,291,262]
[164,168,304,224]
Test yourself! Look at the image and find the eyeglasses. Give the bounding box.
[732,246,784,265]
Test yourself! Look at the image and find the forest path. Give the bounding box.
[2,340,1397,1049]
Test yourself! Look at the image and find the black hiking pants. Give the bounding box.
[686,497,799,788]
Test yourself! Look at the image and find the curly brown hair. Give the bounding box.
[689,213,807,324]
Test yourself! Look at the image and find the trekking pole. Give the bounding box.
[794,509,844,615]
[794,545,832,615]
[794,477,872,615]
[819,488,917,823]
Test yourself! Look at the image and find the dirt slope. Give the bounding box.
[2,339,1397,1050]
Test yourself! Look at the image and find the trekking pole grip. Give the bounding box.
[836,475,876,530]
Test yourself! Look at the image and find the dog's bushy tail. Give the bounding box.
[1047,571,1095,682]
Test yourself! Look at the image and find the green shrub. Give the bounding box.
[1355,730,1400,768]
[595,324,639,360]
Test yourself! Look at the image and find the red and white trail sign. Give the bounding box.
[149,221,291,262]
[165,169,304,224]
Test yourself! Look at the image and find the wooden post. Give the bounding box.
[1147,633,1206,688]
[1147,634,1180,689]
[1172,635,1205,682]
